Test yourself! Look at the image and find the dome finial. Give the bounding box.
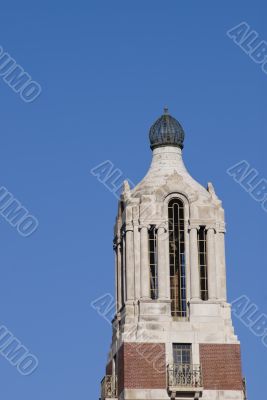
[149,109,185,150]
[163,106,169,115]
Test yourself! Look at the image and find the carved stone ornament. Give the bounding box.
[155,171,198,203]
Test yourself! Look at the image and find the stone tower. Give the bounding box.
[100,109,246,400]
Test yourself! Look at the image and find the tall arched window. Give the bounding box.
[168,199,187,318]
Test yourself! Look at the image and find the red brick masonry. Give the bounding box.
[200,344,243,390]
[113,342,243,394]
[106,360,112,376]
[118,342,166,394]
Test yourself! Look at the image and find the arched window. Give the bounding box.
[168,199,187,317]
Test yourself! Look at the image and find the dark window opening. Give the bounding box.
[198,226,208,301]
[149,225,158,299]
[168,199,187,317]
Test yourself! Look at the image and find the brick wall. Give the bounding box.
[106,360,112,376]
[114,342,243,394]
[117,342,166,394]
[200,344,243,390]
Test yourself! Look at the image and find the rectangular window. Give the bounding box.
[198,226,208,301]
[149,225,158,299]
[171,344,201,388]
[173,344,192,365]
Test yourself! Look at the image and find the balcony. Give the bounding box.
[168,364,203,395]
[101,375,118,400]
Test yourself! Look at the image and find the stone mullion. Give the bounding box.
[139,224,150,300]
[114,239,122,311]
[125,223,135,301]
[120,230,126,305]
[218,229,227,301]
[157,223,169,300]
[189,225,201,301]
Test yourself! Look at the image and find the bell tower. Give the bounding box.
[100,109,246,400]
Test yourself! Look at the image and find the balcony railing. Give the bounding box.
[101,375,118,399]
[168,364,203,391]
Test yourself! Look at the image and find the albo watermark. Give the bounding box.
[0,46,42,103]
[0,325,39,376]
[227,160,267,213]
[232,295,267,349]
[0,186,39,237]
[227,21,267,76]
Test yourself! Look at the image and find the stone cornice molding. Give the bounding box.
[156,221,168,232]
[205,224,217,232]
[138,223,150,231]
[189,219,217,232]
[216,222,226,233]
[188,224,200,231]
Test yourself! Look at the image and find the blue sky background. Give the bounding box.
[0,0,265,398]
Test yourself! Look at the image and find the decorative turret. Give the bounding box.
[99,109,245,400]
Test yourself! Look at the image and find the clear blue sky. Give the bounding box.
[0,1,265,398]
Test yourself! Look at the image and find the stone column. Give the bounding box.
[207,227,217,300]
[157,223,169,300]
[218,230,227,301]
[189,226,200,300]
[133,207,141,300]
[139,224,150,300]
[125,223,135,301]
[113,240,118,312]
[120,232,126,305]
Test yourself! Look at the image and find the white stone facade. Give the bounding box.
[120,389,244,400]
[104,145,244,400]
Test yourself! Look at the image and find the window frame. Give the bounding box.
[168,197,187,318]
[172,343,192,365]
[148,224,158,300]
[198,225,209,301]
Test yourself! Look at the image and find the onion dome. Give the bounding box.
[149,107,185,150]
